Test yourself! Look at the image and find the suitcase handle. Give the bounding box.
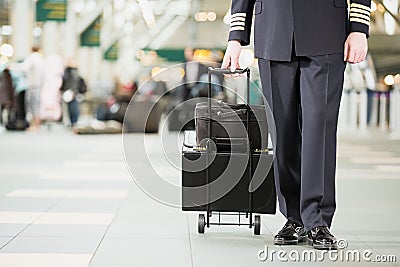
[216,109,246,118]
[207,67,251,137]
[208,68,248,75]
[207,67,251,105]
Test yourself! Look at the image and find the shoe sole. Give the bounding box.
[307,238,338,250]
[274,236,307,245]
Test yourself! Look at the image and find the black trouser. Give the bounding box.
[258,53,346,231]
[16,91,27,121]
[68,99,80,125]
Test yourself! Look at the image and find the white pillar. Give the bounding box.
[370,93,379,127]
[349,90,358,132]
[78,47,91,79]
[379,93,388,131]
[63,2,78,60]
[389,90,395,132]
[11,0,33,60]
[338,90,349,134]
[42,21,60,55]
[395,88,400,139]
[390,87,400,139]
[383,0,399,35]
[90,47,102,84]
[359,89,368,132]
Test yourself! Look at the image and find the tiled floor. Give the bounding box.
[0,129,399,266]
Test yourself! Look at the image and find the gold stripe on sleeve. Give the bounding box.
[350,13,370,22]
[349,17,370,26]
[231,17,246,22]
[229,26,245,32]
[230,22,246,27]
[231,13,247,19]
[350,3,371,12]
[350,7,370,16]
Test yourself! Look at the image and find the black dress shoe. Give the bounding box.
[307,226,337,250]
[274,221,307,245]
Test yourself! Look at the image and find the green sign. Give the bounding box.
[104,42,119,61]
[142,48,226,62]
[36,0,67,22]
[80,16,102,47]
[143,49,185,62]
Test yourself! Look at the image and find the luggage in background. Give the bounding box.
[123,95,164,133]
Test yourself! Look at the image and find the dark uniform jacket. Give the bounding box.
[228,0,371,61]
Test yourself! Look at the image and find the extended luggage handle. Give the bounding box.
[205,67,254,223]
[207,67,252,148]
[207,67,251,107]
[208,68,249,75]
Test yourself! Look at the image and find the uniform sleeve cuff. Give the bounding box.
[228,31,250,46]
[350,22,370,38]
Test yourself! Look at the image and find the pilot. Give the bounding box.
[222,0,370,250]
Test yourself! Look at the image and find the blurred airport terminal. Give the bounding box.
[0,0,399,266]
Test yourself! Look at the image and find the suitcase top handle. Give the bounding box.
[216,109,246,118]
[207,67,251,104]
[208,67,249,75]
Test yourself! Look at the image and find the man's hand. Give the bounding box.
[222,40,242,72]
[344,32,368,64]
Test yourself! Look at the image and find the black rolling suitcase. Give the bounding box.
[182,68,276,235]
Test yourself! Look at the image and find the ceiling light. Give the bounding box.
[207,12,217,21]
[377,3,385,12]
[384,75,395,86]
[223,11,230,25]
[1,25,13,36]
[0,44,14,57]
[32,26,42,37]
[371,1,377,12]
[74,1,85,13]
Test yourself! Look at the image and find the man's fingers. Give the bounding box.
[360,51,367,62]
[348,47,356,63]
[344,41,349,61]
[355,52,363,64]
[353,51,360,63]
[353,49,367,64]
[230,55,238,72]
[221,55,230,69]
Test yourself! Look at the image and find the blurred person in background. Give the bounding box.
[188,73,223,99]
[181,47,208,100]
[96,79,137,123]
[40,55,64,122]
[6,62,29,130]
[60,63,87,127]
[22,47,45,131]
[0,66,15,126]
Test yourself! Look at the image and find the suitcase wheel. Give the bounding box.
[198,214,205,234]
[254,215,261,235]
